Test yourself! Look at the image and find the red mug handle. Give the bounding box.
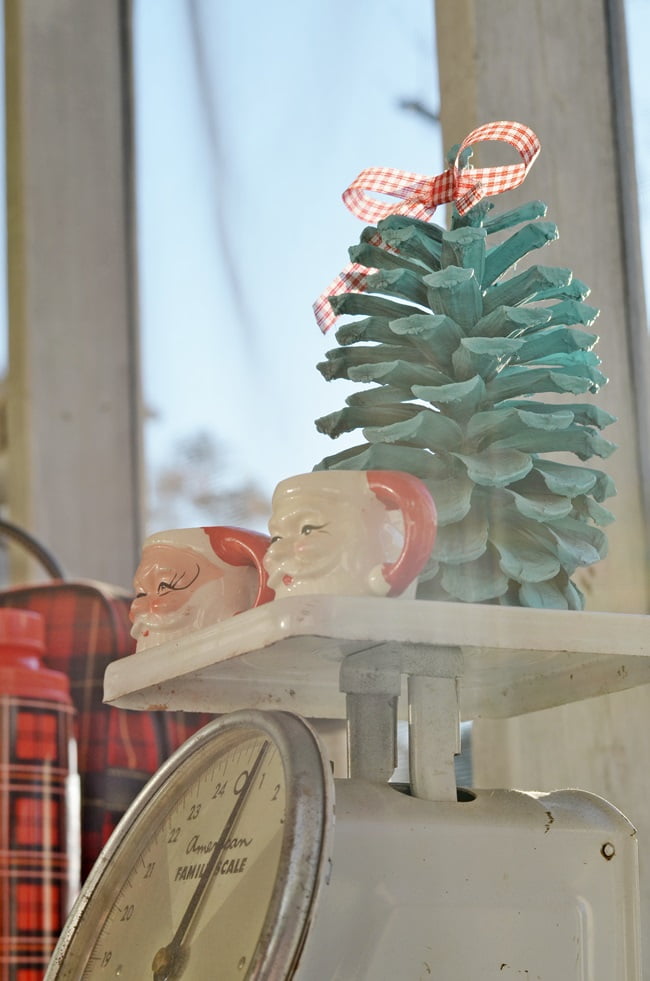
[366,471,437,597]
[202,526,275,607]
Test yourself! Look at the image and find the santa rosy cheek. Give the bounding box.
[282,575,293,586]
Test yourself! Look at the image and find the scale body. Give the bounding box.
[49,596,644,978]
[296,779,639,978]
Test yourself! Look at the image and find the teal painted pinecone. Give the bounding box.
[314,199,616,609]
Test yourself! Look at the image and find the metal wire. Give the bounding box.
[0,518,65,580]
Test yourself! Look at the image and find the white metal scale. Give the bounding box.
[47,596,646,979]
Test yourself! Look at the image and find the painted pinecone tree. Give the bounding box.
[314,195,616,609]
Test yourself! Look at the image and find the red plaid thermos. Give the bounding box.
[0,609,79,980]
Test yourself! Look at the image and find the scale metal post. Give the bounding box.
[341,641,462,800]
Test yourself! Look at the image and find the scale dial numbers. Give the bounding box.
[46,712,334,981]
[89,732,283,978]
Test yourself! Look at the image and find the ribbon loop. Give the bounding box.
[314,120,540,332]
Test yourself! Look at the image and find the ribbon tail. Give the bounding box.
[313,290,340,334]
[313,261,376,333]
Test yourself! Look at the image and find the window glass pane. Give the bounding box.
[625,0,650,298]
[132,0,441,531]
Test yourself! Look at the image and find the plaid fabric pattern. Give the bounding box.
[13,710,59,763]
[1,696,75,977]
[0,582,214,882]
[313,120,541,332]
[12,792,62,850]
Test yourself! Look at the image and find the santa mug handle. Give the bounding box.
[203,526,275,606]
[366,471,437,597]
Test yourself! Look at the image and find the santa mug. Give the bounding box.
[264,470,437,600]
[130,526,273,651]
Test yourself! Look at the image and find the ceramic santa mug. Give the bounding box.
[130,525,274,651]
[264,469,437,600]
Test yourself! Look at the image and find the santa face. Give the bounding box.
[130,543,256,650]
[264,483,396,599]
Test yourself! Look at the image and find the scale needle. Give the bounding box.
[151,739,271,980]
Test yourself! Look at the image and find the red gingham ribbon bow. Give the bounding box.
[313,120,541,332]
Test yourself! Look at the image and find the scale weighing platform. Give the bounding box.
[48,596,647,979]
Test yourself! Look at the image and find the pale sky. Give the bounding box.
[132,0,442,528]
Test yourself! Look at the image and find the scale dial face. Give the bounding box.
[46,710,334,980]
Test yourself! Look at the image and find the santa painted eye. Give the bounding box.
[301,524,326,536]
[270,535,282,545]
[157,565,200,594]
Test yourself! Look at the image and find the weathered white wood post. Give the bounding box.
[4,0,143,587]
[435,0,650,963]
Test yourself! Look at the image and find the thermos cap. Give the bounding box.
[0,607,71,702]
[0,608,45,653]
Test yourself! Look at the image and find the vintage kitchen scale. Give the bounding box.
[44,593,646,979]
